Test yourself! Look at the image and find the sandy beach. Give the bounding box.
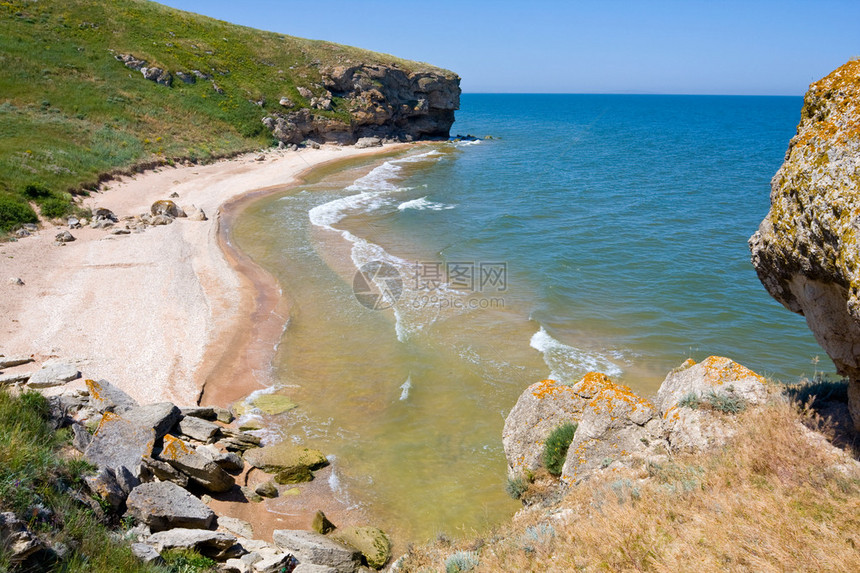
[0,144,406,406]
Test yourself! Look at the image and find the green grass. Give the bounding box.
[0,0,451,233]
[543,422,577,476]
[0,387,214,572]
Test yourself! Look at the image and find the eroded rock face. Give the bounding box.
[749,60,860,428]
[262,64,460,145]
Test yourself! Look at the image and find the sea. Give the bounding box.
[231,93,830,544]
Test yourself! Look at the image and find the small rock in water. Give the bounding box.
[254,480,278,499]
[312,510,336,534]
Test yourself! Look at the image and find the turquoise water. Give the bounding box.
[233,94,831,545]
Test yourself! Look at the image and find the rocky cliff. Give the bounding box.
[749,60,860,428]
[262,64,460,145]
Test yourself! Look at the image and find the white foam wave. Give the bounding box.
[397,197,456,211]
[530,327,622,381]
[399,375,412,400]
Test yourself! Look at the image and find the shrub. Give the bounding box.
[38,196,73,219]
[23,184,52,199]
[0,194,38,232]
[161,548,218,572]
[678,391,746,414]
[445,551,478,573]
[543,422,577,476]
[505,475,529,500]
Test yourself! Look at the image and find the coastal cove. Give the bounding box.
[225,94,838,546]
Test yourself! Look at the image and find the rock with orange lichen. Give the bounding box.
[657,357,771,451]
[560,375,662,485]
[655,356,769,416]
[749,59,860,429]
[502,378,588,477]
[84,411,156,478]
[156,434,235,493]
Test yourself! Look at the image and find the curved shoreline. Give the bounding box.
[197,144,413,407]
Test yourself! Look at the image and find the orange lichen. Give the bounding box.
[701,356,765,386]
[530,379,576,400]
[161,434,191,457]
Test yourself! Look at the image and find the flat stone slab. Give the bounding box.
[86,378,138,413]
[0,372,31,385]
[0,356,34,369]
[123,402,181,439]
[147,528,237,559]
[27,361,80,388]
[272,530,359,573]
[126,481,215,532]
[178,415,220,442]
[243,442,328,475]
[84,411,156,477]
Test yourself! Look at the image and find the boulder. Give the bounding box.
[125,481,216,531]
[218,428,262,451]
[151,214,173,226]
[151,199,186,218]
[147,528,238,560]
[26,360,79,388]
[84,411,156,477]
[354,137,382,149]
[502,378,587,477]
[197,445,244,472]
[243,442,327,484]
[312,511,336,535]
[186,205,207,221]
[272,530,360,573]
[93,207,117,221]
[560,373,659,484]
[0,512,45,565]
[330,527,391,569]
[86,378,138,413]
[255,480,278,499]
[123,402,182,439]
[178,415,220,442]
[55,230,75,243]
[71,423,92,452]
[131,542,163,564]
[157,435,235,492]
[84,468,126,512]
[657,357,769,451]
[218,516,254,539]
[140,455,189,487]
[749,59,860,429]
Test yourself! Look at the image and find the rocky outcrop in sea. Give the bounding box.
[749,59,860,429]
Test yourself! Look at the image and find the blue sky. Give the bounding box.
[158,0,859,95]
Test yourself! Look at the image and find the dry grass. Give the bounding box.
[399,399,860,572]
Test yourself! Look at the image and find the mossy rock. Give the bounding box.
[238,418,263,431]
[253,394,298,415]
[331,526,391,569]
[243,442,328,478]
[312,510,336,534]
[233,393,298,418]
[275,465,313,484]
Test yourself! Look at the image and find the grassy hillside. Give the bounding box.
[0,0,445,232]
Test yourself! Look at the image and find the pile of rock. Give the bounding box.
[503,356,771,487]
[1,364,391,572]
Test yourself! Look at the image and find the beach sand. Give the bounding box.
[0,143,409,539]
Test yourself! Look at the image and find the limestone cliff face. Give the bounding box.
[749,60,860,428]
[262,64,460,145]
